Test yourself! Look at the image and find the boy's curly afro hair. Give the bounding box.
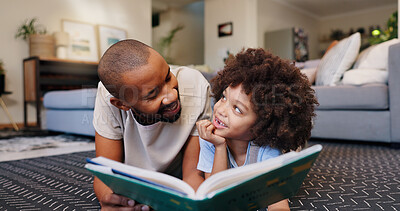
[211,48,318,152]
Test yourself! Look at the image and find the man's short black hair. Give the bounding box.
[98,39,151,99]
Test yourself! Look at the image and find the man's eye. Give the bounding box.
[166,76,171,82]
[234,107,242,114]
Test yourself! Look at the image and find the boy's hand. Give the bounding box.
[100,193,151,211]
[196,120,226,147]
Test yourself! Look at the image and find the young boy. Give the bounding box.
[196,48,318,210]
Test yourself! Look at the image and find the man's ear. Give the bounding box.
[110,97,131,111]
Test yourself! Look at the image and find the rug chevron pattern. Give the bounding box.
[290,141,400,210]
[0,151,100,210]
[0,140,399,210]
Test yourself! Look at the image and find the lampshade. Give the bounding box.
[53,31,69,46]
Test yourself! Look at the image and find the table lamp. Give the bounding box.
[54,32,69,59]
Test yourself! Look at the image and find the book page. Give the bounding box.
[195,144,322,199]
[90,157,196,197]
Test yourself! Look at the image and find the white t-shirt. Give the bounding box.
[93,66,212,175]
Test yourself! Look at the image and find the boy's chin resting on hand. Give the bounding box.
[196,119,226,146]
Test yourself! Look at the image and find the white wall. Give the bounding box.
[204,0,258,71]
[319,5,398,39]
[0,0,151,125]
[257,0,320,60]
[152,1,204,65]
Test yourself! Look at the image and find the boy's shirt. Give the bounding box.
[197,137,281,173]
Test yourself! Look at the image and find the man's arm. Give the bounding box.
[182,135,204,191]
[268,199,290,211]
[94,132,150,210]
[94,132,124,201]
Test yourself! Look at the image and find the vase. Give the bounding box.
[29,34,55,58]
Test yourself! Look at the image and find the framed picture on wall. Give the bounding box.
[98,25,127,57]
[62,20,99,62]
[218,22,233,37]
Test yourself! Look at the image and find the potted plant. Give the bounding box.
[157,24,184,64]
[0,59,5,93]
[15,18,55,58]
[369,11,398,45]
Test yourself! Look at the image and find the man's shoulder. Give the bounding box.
[171,66,210,86]
[97,81,113,99]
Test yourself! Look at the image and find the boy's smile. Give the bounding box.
[212,84,257,141]
[213,116,227,129]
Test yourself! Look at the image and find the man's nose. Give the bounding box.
[162,86,178,105]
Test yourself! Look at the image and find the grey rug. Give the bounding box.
[290,140,400,210]
[0,150,99,211]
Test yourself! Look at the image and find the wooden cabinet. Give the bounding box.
[23,57,99,128]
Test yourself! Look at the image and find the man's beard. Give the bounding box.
[132,95,182,125]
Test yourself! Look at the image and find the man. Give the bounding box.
[93,39,212,210]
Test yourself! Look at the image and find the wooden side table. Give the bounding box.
[0,91,19,131]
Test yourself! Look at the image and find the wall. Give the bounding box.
[152,1,204,65]
[0,0,151,125]
[319,4,397,44]
[319,5,397,38]
[204,0,258,71]
[257,0,320,60]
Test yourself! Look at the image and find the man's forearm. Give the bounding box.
[93,176,113,203]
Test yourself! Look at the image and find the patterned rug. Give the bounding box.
[0,139,399,210]
[290,140,400,210]
[0,151,99,210]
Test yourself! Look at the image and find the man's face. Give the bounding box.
[118,50,181,124]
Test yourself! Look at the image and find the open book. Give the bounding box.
[85,144,322,211]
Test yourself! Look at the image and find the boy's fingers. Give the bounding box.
[206,124,216,137]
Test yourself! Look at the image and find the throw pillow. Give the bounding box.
[325,40,339,54]
[315,32,361,86]
[353,38,399,70]
[342,68,388,86]
[300,68,317,84]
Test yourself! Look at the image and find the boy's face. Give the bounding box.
[116,49,181,124]
[212,84,257,141]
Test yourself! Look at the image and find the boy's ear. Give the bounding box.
[110,97,131,111]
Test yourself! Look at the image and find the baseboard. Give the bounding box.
[0,122,37,129]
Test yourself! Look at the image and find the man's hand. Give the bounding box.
[196,120,226,146]
[99,193,150,211]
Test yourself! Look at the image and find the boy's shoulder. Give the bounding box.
[258,145,281,161]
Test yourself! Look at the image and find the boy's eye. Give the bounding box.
[222,94,226,101]
[234,107,242,114]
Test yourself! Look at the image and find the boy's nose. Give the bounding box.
[216,102,228,117]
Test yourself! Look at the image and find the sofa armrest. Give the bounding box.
[389,43,400,143]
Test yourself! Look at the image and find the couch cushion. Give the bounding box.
[312,84,388,110]
[43,88,97,109]
[353,38,399,70]
[315,32,361,86]
[342,68,388,86]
